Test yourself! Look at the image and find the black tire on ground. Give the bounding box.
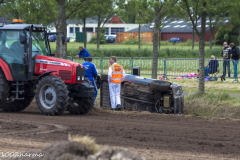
[67,97,94,115]
[150,80,170,92]
[101,73,108,81]
[0,69,33,112]
[35,75,69,116]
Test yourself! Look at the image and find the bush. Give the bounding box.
[122,36,142,45]
[61,46,224,59]
[89,28,106,44]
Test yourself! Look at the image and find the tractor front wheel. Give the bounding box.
[35,75,69,115]
[67,97,94,115]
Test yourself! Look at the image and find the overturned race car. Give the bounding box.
[100,74,183,114]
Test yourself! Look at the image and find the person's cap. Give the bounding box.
[230,43,234,46]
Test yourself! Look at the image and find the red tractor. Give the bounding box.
[0,19,95,115]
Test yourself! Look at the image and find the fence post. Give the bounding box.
[130,58,133,74]
[164,58,167,77]
[67,56,73,61]
[100,58,103,74]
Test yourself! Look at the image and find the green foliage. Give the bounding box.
[89,28,106,44]
[62,45,223,59]
[215,25,232,44]
[224,33,229,42]
[0,0,57,26]
[122,36,143,45]
[229,35,239,45]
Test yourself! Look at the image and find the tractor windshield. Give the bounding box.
[27,31,48,56]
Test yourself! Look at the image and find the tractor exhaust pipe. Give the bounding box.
[28,25,33,80]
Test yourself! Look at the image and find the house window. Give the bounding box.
[95,28,109,35]
[111,28,125,35]
[105,28,109,35]
[75,27,80,33]
[83,27,93,32]
[70,27,73,33]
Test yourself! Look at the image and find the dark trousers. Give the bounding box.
[223,59,230,79]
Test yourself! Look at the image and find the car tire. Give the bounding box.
[150,80,170,92]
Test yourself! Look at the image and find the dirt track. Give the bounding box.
[1,101,240,160]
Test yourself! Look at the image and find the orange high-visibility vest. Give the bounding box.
[109,63,123,83]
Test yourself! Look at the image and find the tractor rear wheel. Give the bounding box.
[0,69,33,112]
[67,97,94,115]
[35,75,69,115]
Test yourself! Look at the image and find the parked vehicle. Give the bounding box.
[66,37,73,42]
[0,19,95,116]
[106,36,116,43]
[48,35,56,42]
[167,37,183,43]
[69,37,76,43]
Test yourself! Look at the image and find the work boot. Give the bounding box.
[116,104,121,111]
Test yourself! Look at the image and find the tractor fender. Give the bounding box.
[33,71,56,91]
[0,59,13,81]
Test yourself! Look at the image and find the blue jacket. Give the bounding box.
[208,58,219,72]
[78,48,91,61]
[82,61,98,78]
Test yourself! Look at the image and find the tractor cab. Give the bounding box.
[0,19,63,81]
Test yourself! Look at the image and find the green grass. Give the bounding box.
[49,42,224,59]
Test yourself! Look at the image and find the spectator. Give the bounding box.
[76,45,91,61]
[230,43,239,79]
[108,56,125,111]
[82,57,98,103]
[204,55,219,77]
[221,42,231,82]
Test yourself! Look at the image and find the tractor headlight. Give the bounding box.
[76,66,85,82]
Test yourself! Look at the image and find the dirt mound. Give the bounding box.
[4,140,145,160]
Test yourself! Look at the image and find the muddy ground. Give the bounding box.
[1,101,240,160]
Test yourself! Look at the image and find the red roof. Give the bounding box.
[108,16,125,24]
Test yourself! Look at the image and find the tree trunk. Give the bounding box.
[192,28,194,50]
[238,25,240,46]
[198,2,207,94]
[210,28,213,49]
[56,0,67,59]
[97,14,101,49]
[152,7,160,79]
[83,17,86,49]
[138,23,141,49]
[158,30,161,50]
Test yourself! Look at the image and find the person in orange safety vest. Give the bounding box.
[108,56,125,110]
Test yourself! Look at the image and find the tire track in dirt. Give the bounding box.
[0,119,67,136]
[1,103,240,159]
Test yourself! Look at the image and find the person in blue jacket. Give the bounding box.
[76,45,91,61]
[82,57,98,103]
[205,55,219,77]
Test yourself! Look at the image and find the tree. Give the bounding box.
[180,0,207,93]
[229,0,240,46]
[134,0,151,49]
[178,0,201,50]
[206,0,229,49]
[0,0,55,25]
[70,1,94,49]
[43,0,88,59]
[92,0,115,49]
[149,0,178,79]
[116,0,137,23]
